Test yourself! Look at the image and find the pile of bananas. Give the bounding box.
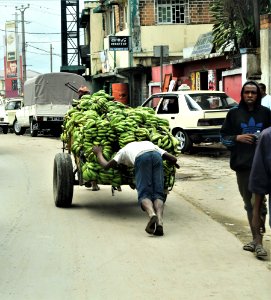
[61,90,179,190]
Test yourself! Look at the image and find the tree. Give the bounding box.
[210,0,271,53]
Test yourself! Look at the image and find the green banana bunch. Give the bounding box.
[61,90,179,188]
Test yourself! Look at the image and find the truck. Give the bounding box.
[13,72,87,137]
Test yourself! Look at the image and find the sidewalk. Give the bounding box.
[158,185,271,300]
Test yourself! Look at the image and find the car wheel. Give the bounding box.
[53,153,74,208]
[30,119,38,137]
[13,120,26,135]
[3,127,8,134]
[175,130,192,153]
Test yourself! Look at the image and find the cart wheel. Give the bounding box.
[53,153,74,207]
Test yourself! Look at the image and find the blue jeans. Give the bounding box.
[134,151,165,206]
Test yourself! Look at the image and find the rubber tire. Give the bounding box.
[2,127,8,134]
[13,120,26,135]
[53,153,74,208]
[175,130,192,153]
[30,119,38,137]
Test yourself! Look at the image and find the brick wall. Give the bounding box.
[114,0,215,32]
[140,0,156,26]
[189,0,214,24]
[260,14,271,29]
[139,0,214,26]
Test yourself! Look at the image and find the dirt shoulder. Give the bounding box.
[174,144,271,260]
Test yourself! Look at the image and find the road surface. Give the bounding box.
[0,134,270,300]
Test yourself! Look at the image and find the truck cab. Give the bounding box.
[5,98,23,128]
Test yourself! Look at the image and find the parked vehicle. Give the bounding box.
[142,90,238,152]
[14,72,86,137]
[0,99,8,134]
[4,98,23,129]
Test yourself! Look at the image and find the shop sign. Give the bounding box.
[195,72,200,90]
[191,32,213,57]
[109,36,130,51]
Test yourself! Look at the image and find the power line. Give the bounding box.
[27,43,61,57]
[27,50,61,57]
[0,28,60,35]
[26,41,61,44]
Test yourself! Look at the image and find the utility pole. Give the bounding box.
[15,12,21,96]
[16,4,29,86]
[50,44,53,72]
[251,0,260,48]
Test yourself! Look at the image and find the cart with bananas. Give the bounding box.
[53,90,179,208]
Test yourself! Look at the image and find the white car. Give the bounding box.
[142,90,238,152]
[0,100,9,134]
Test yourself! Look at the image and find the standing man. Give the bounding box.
[258,83,271,110]
[93,141,179,236]
[220,81,271,253]
[249,127,271,258]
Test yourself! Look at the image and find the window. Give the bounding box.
[105,8,115,35]
[157,97,179,114]
[143,96,161,109]
[185,93,238,111]
[156,0,189,24]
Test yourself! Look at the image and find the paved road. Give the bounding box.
[0,134,270,300]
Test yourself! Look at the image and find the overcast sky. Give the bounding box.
[0,0,85,74]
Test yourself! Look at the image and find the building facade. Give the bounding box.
[81,0,219,106]
[79,1,271,105]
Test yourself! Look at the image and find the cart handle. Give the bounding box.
[65,82,79,93]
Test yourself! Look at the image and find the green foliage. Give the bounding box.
[210,0,271,52]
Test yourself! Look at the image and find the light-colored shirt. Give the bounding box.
[113,141,166,167]
[261,94,271,110]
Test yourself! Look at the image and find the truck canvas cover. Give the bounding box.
[23,72,87,106]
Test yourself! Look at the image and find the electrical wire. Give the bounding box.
[26,44,61,57]
[0,28,60,35]
[26,50,61,57]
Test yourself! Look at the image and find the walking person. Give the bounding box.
[93,141,179,236]
[220,81,271,253]
[258,83,271,110]
[249,126,271,258]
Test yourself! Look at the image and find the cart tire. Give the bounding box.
[53,153,74,207]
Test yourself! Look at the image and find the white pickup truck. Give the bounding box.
[14,72,86,137]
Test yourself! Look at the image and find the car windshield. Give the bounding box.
[5,101,21,110]
[185,93,237,110]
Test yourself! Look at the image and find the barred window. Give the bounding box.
[156,0,189,24]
